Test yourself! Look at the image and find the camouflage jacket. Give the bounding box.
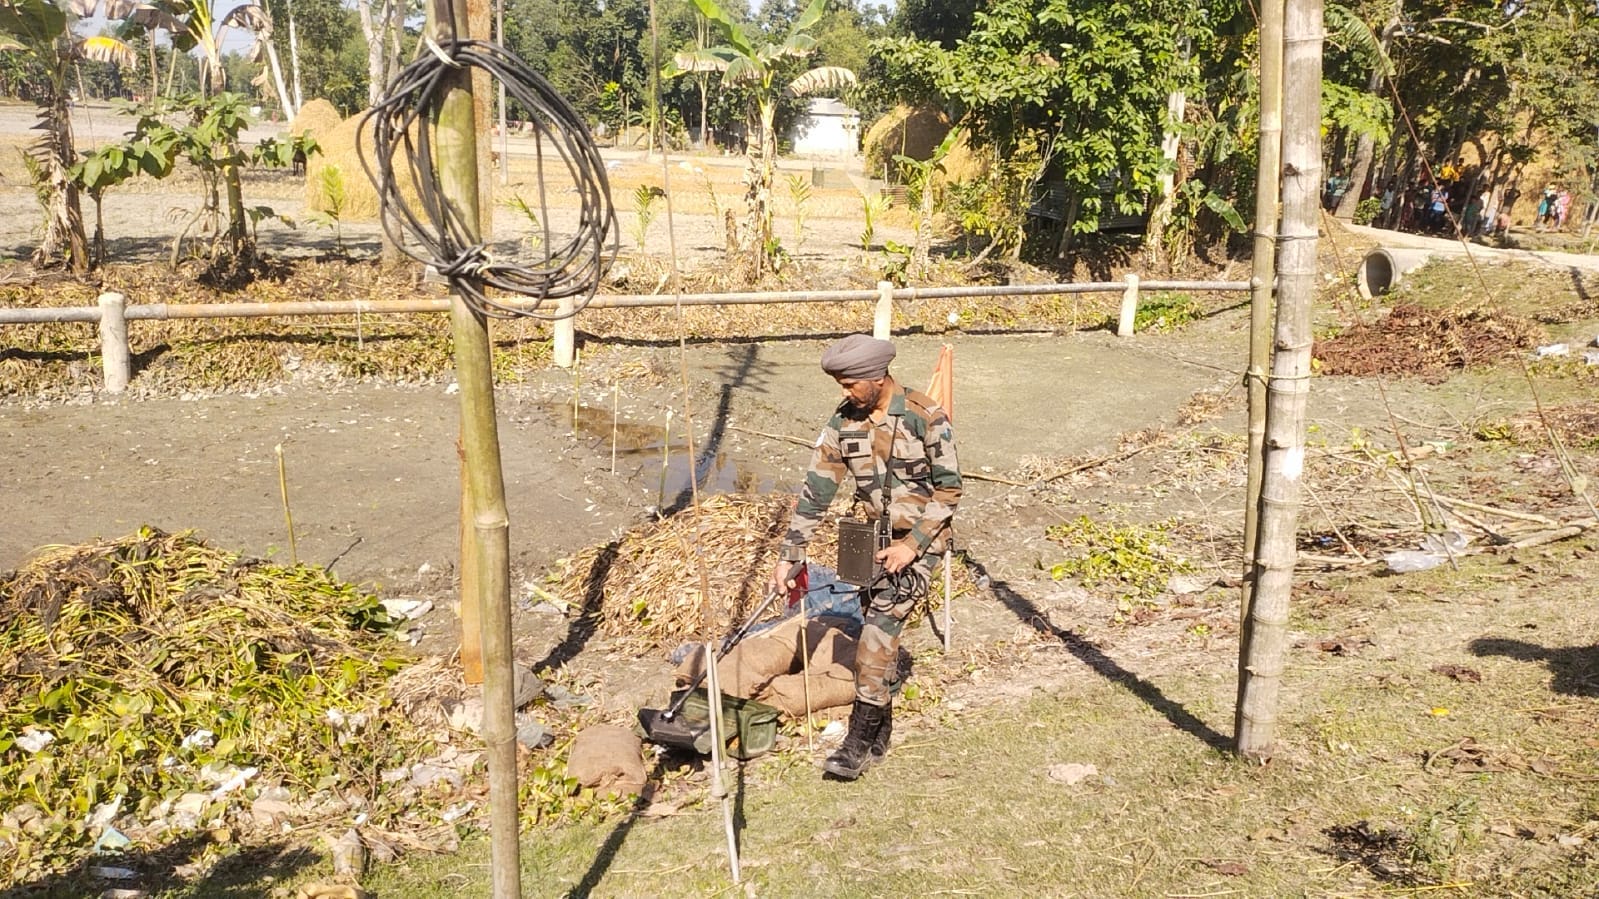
[779,382,961,562]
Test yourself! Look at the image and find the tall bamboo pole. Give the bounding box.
[428,0,518,892]
[1237,0,1284,730]
[1236,0,1321,760]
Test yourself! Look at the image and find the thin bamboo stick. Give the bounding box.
[798,588,814,754]
[274,442,298,565]
[1432,495,1556,525]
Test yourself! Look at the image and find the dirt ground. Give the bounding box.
[0,327,1240,687]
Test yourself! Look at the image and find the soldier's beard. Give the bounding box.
[844,385,880,414]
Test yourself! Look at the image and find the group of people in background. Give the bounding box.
[1327,155,1576,241]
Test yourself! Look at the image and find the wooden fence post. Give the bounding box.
[98,292,130,393]
[554,295,576,367]
[1117,274,1140,337]
[874,280,893,339]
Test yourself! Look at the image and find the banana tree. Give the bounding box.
[138,0,292,115]
[671,0,855,279]
[0,0,138,271]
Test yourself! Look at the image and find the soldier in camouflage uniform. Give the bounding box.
[770,334,961,781]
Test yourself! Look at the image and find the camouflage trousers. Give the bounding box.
[854,553,933,706]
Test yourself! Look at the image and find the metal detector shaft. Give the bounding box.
[663,586,785,720]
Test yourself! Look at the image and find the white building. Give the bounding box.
[788,98,860,158]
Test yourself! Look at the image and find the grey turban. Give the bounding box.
[821,334,896,380]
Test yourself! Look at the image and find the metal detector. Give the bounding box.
[637,585,787,756]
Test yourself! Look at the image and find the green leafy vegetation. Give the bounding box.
[1134,292,1201,333]
[0,528,417,881]
[1045,516,1191,614]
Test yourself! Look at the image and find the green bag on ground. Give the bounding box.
[638,687,782,760]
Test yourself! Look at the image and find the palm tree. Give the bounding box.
[671,0,856,278]
[0,0,137,271]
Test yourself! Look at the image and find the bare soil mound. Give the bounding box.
[1314,303,1542,379]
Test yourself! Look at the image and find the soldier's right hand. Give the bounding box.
[770,560,795,596]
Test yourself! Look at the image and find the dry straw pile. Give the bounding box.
[861,105,986,188]
[287,97,343,143]
[556,494,818,650]
[554,492,971,651]
[305,111,426,222]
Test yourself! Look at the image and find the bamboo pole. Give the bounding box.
[458,439,483,684]
[428,0,518,892]
[1237,0,1284,732]
[1236,0,1321,761]
[0,279,1253,326]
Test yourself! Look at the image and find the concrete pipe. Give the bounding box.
[1357,247,1438,299]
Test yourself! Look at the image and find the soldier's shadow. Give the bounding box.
[1469,637,1599,697]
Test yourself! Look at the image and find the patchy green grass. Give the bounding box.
[1134,291,1202,333]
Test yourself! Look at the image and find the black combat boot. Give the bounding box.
[866,700,893,765]
[823,700,886,781]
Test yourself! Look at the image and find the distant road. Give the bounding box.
[1344,221,1599,274]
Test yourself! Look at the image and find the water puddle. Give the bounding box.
[542,401,774,502]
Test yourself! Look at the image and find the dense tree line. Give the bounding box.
[1,0,1594,273]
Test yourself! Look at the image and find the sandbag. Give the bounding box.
[674,617,860,699]
[567,725,646,797]
[762,663,857,717]
[675,635,797,698]
[807,627,857,671]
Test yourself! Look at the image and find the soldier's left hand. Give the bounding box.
[876,543,916,574]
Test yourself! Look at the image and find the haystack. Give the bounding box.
[863,105,951,180]
[287,97,342,141]
[305,110,425,222]
[940,131,989,186]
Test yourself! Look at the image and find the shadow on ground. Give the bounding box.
[1469,636,1599,697]
[965,554,1232,751]
[0,835,316,899]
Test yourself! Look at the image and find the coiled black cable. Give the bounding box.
[357,39,617,320]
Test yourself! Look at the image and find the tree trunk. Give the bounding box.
[287,0,304,112]
[911,169,933,277]
[1142,73,1189,269]
[92,193,104,267]
[359,0,404,264]
[164,44,178,97]
[264,37,297,120]
[741,97,778,280]
[1235,0,1321,761]
[36,56,89,273]
[357,0,387,107]
[698,76,709,147]
[1336,11,1400,221]
[223,158,248,255]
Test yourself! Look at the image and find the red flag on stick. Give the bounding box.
[926,344,954,421]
